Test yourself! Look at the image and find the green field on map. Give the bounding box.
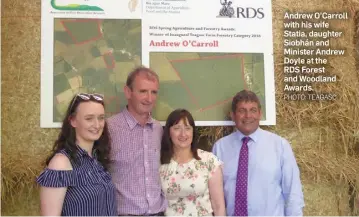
[150,52,266,121]
[53,18,141,121]
[52,19,265,122]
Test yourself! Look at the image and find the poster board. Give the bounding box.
[40,0,275,127]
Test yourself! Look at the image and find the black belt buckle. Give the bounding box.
[149,211,164,216]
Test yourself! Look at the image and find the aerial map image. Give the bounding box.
[150,52,266,122]
[52,18,141,121]
[52,18,266,123]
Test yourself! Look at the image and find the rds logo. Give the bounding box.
[218,0,265,19]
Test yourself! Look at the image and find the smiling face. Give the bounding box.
[124,72,159,120]
[70,101,105,145]
[231,101,261,136]
[169,118,194,151]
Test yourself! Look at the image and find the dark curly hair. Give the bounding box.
[160,109,201,164]
[45,93,111,170]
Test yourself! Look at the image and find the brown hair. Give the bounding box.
[231,90,261,113]
[160,109,201,164]
[126,66,159,89]
[45,94,111,170]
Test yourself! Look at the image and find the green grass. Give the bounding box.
[63,20,100,43]
[171,56,246,109]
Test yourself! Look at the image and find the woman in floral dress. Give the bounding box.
[160,109,226,216]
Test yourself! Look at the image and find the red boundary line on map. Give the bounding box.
[167,57,200,108]
[170,53,243,63]
[199,98,233,112]
[60,19,103,46]
[168,53,248,112]
[103,51,115,69]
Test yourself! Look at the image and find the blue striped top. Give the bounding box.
[36,147,117,216]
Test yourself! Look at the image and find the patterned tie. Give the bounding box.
[234,137,250,216]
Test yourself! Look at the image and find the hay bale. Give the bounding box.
[303,181,352,215]
[1,2,58,215]
[2,0,359,215]
[1,186,40,216]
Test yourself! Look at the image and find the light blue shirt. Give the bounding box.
[212,128,304,216]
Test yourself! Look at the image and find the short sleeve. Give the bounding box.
[208,153,223,179]
[36,168,77,187]
[198,149,223,179]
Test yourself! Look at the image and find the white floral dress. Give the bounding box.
[159,149,222,216]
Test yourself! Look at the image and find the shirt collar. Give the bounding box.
[235,127,261,144]
[76,145,98,158]
[123,106,154,130]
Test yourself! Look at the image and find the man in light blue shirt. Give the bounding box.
[212,90,304,216]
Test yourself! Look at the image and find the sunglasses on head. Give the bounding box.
[69,93,104,112]
[77,93,104,101]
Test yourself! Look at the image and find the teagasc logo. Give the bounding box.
[217,0,265,19]
[50,0,104,11]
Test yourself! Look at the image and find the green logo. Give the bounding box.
[51,0,104,11]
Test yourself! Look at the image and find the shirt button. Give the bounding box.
[147,194,150,198]
[146,177,149,181]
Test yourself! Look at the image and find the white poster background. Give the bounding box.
[41,0,275,128]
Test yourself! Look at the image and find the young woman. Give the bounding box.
[36,93,117,216]
[160,109,226,216]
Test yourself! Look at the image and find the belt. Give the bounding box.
[119,211,165,216]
